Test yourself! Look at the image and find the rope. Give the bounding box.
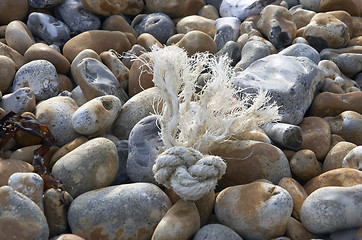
[153,146,227,201]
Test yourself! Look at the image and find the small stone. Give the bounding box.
[194,224,243,240]
[128,53,154,97]
[323,141,357,172]
[285,217,317,240]
[100,50,129,90]
[239,20,262,38]
[0,0,29,25]
[176,15,216,38]
[136,33,162,52]
[5,20,35,55]
[8,172,44,211]
[102,15,137,37]
[235,40,271,71]
[324,111,362,145]
[0,42,27,69]
[0,87,36,114]
[299,117,331,161]
[0,159,34,187]
[214,17,240,50]
[35,96,79,146]
[215,182,293,240]
[342,146,362,170]
[278,177,308,221]
[12,60,59,101]
[72,95,122,136]
[247,35,277,54]
[68,183,171,240]
[215,41,241,66]
[0,186,49,240]
[278,43,320,64]
[121,44,146,69]
[44,189,73,238]
[290,149,322,183]
[152,199,200,240]
[303,13,350,51]
[111,87,162,140]
[24,43,70,75]
[0,55,16,93]
[63,30,131,62]
[176,30,217,56]
[145,0,205,18]
[351,16,362,38]
[58,74,73,93]
[257,5,297,49]
[319,0,361,17]
[27,12,70,47]
[81,0,144,15]
[132,13,176,44]
[291,8,316,29]
[198,5,220,20]
[303,168,362,194]
[220,0,282,21]
[300,185,362,234]
[209,140,291,189]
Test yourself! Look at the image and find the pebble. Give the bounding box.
[215,41,241,66]
[257,5,297,49]
[43,189,73,238]
[112,140,130,185]
[291,8,316,29]
[28,0,64,8]
[0,41,27,69]
[5,20,35,55]
[67,183,171,240]
[0,55,16,93]
[51,137,119,198]
[0,0,29,25]
[7,172,44,211]
[285,217,317,240]
[128,53,154,97]
[102,15,137,37]
[215,182,293,240]
[199,5,220,20]
[209,140,291,190]
[342,146,362,170]
[235,40,270,70]
[136,33,162,51]
[72,95,122,136]
[193,224,243,240]
[127,115,165,184]
[145,0,205,19]
[323,141,357,172]
[151,199,200,240]
[81,0,144,16]
[176,30,218,56]
[300,185,362,234]
[0,159,34,186]
[0,186,49,240]
[176,15,216,38]
[100,50,129,89]
[0,87,36,114]
[35,96,79,146]
[27,12,71,47]
[290,149,322,183]
[214,17,240,50]
[303,168,362,194]
[278,43,320,64]
[318,0,361,17]
[12,60,59,101]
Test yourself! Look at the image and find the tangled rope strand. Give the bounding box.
[153,146,227,201]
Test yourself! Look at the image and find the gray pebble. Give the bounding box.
[0,87,36,114]
[28,0,65,8]
[214,17,240,50]
[27,12,70,47]
[194,224,243,240]
[12,60,59,101]
[235,40,271,70]
[121,44,147,69]
[112,140,130,185]
[216,41,241,66]
[279,43,320,64]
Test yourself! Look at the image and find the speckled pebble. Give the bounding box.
[193,224,243,240]
[0,87,36,114]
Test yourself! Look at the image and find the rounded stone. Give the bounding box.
[236,40,271,70]
[145,0,205,18]
[176,30,217,56]
[290,149,322,183]
[303,168,362,194]
[0,159,34,187]
[342,146,362,170]
[278,43,320,64]
[50,234,86,240]
[27,12,71,47]
[12,60,59,101]
[300,0,320,11]
[35,96,79,146]
[132,13,176,44]
[72,95,122,136]
[81,0,144,15]
[198,5,220,20]
[5,20,35,55]
[292,8,316,29]
[0,186,49,240]
[100,50,129,91]
[63,30,131,62]
[0,0,29,25]
[24,43,70,75]
[215,182,293,240]
[136,33,162,52]
[0,43,26,71]
[177,15,216,38]
[0,87,35,114]
[323,141,357,171]
[285,217,317,240]
[151,199,200,240]
[215,41,241,66]
[193,224,243,240]
[68,183,171,240]
[102,15,137,37]
[51,137,119,198]
[300,185,362,234]
[0,55,16,93]
[28,0,64,8]
[121,44,146,69]
[319,0,361,17]
[128,53,154,97]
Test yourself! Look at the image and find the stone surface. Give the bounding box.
[292,8,316,29]
[0,55,16,93]
[81,0,144,15]
[72,95,122,136]
[209,140,291,189]
[257,5,297,49]
[128,53,154,97]
[100,50,129,90]
[176,15,216,38]
[0,87,36,114]
[193,224,243,240]
[0,186,49,240]
[28,0,64,8]
[290,149,322,183]
[127,115,165,184]
[319,0,361,17]
[198,5,220,20]
[50,234,86,240]
[102,15,138,37]
[5,20,35,55]
[136,33,162,51]
[0,42,27,69]
[215,41,241,66]
[285,217,317,240]
[112,140,130,185]
[215,182,293,240]
[177,30,218,56]
[68,183,171,240]
[35,96,79,146]
[234,54,324,125]
[27,12,70,47]
[145,0,205,18]
[303,168,362,194]
[51,137,119,198]
[151,199,200,240]
[214,17,241,50]
[278,43,320,64]
[235,40,271,70]
[12,60,59,101]
[0,0,29,25]
[0,159,34,187]
[300,185,362,234]
[342,146,362,170]
[323,141,357,172]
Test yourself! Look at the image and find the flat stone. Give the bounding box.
[68,183,171,240]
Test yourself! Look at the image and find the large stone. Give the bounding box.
[319,0,361,17]
[234,54,324,125]
[68,183,171,240]
[176,15,216,38]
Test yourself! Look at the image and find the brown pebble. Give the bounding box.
[0,0,29,25]
[128,53,154,97]
[0,159,34,187]
[102,15,138,37]
[136,33,162,52]
[176,30,217,56]
[5,20,35,55]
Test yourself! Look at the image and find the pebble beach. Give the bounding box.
[0,0,362,239]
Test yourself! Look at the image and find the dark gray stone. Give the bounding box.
[235,40,271,70]
[127,115,165,184]
[261,122,303,150]
[216,41,241,66]
[54,0,101,35]
[279,43,320,64]
[27,12,70,47]
[233,54,324,125]
[194,224,243,240]
[132,13,176,44]
[28,0,65,8]
[121,44,147,69]
[112,140,131,185]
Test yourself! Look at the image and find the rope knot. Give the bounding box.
[153,146,227,201]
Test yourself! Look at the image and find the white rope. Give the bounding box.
[153,146,227,201]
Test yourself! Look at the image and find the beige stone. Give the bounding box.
[0,159,34,187]
[328,11,354,38]
[102,15,138,37]
[342,146,362,170]
[292,9,316,29]
[0,42,26,69]
[58,74,74,93]
[348,36,362,47]
[285,217,317,240]
[0,55,16,93]
[198,5,219,20]
[136,33,162,52]
[290,149,322,183]
[0,0,29,25]
[81,0,144,16]
[166,33,185,45]
[5,20,35,55]
[351,16,362,38]
[176,30,217,56]
[319,0,361,17]
[323,141,357,172]
[176,15,216,37]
